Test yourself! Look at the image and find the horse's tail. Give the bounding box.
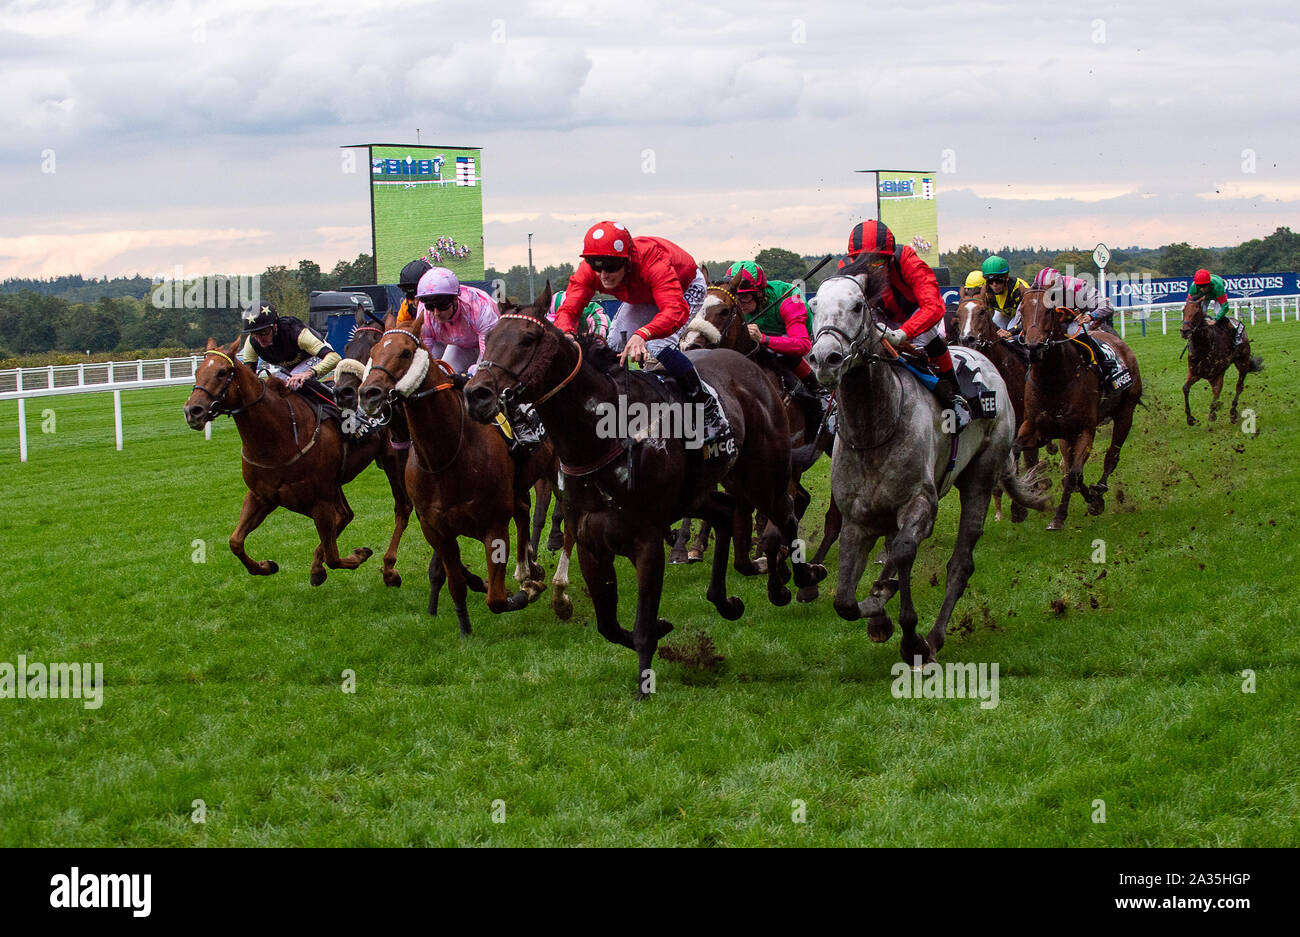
[1003,454,1051,512]
[1248,355,1265,373]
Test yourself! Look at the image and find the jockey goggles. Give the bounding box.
[419,294,457,310]
[586,257,628,273]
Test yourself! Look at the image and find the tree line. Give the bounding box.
[4,228,1298,361]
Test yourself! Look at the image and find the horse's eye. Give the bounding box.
[520,332,535,346]
[400,348,412,359]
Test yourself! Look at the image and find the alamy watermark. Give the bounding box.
[891,658,999,709]
[151,265,260,310]
[0,656,103,709]
[595,395,707,450]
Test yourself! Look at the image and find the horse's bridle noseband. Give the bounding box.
[478,313,581,407]
[812,276,881,371]
[190,350,264,420]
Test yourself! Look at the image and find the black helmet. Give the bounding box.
[240,300,278,333]
[400,259,432,292]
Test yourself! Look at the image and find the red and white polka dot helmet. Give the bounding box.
[581,220,631,259]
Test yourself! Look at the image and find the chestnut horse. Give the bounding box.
[359,312,574,634]
[183,338,396,584]
[464,283,825,697]
[953,294,1034,523]
[1017,288,1142,530]
[680,273,841,601]
[1179,298,1263,426]
[332,313,488,609]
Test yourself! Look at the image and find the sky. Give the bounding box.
[1,0,1297,279]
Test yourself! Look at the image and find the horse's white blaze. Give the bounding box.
[809,275,872,386]
[959,301,981,339]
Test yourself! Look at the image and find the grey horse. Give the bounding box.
[807,272,1048,665]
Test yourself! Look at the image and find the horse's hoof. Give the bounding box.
[529,562,545,580]
[714,596,744,621]
[769,586,792,607]
[552,595,574,621]
[1011,505,1028,524]
[261,561,279,575]
[900,636,933,666]
[1187,417,1197,426]
[427,600,438,617]
[1086,495,1105,516]
[383,570,402,588]
[668,550,690,565]
[796,585,819,604]
[1046,519,1064,531]
[310,569,327,586]
[834,600,861,622]
[546,531,565,552]
[687,550,704,564]
[354,547,373,563]
[654,618,674,639]
[867,613,894,643]
[1230,412,1239,423]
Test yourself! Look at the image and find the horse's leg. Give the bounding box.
[731,497,764,577]
[1207,372,1226,423]
[546,496,565,552]
[530,479,550,558]
[1048,431,1095,528]
[1183,370,1198,426]
[703,493,744,620]
[575,541,633,649]
[893,495,938,666]
[1093,400,1136,499]
[798,497,841,604]
[229,492,279,576]
[427,551,445,616]
[435,534,471,635]
[379,452,412,587]
[513,499,545,604]
[669,517,693,565]
[832,517,883,633]
[927,465,995,656]
[484,521,519,614]
[320,493,373,571]
[992,486,1004,522]
[689,518,711,563]
[631,533,673,700]
[550,527,575,621]
[1229,361,1248,423]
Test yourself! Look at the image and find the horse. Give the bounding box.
[679,272,842,601]
[1179,298,1264,426]
[464,282,826,697]
[332,308,489,609]
[1016,288,1143,530]
[358,311,575,634]
[807,271,1048,666]
[183,338,390,584]
[952,293,1035,523]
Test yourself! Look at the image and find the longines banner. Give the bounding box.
[1109,271,1300,307]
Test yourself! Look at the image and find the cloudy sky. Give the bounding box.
[1,0,1296,279]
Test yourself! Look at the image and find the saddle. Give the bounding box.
[295,379,383,443]
[891,350,997,421]
[499,403,547,462]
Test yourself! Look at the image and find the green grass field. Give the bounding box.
[0,326,1297,846]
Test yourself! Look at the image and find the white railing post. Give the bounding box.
[78,363,85,386]
[136,359,144,381]
[17,369,26,462]
[1265,301,1270,324]
[113,389,123,451]
[47,365,54,388]
[1119,309,1125,339]
[1161,307,1166,335]
[165,358,172,379]
[204,421,212,441]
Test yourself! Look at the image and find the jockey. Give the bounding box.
[549,289,611,341]
[554,220,734,459]
[1032,267,1129,391]
[725,260,829,434]
[237,301,340,390]
[1188,268,1234,331]
[841,220,972,429]
[980,256,1030,337]
[962,270,985,297]
[393,258,432,325]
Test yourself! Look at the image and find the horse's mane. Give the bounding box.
[267,375,291,396]
[831,257,892,307]
[578,331,622,374]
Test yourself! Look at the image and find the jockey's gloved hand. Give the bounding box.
[883,327,908,347]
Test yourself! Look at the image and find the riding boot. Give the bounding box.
[676,367,735,459]
[932,370,971,432]
[1076,330,1122,391]
[799,373,830,435]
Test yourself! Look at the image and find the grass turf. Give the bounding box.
[0,325,1296,846]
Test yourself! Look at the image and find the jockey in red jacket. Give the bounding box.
[841,220,971,428]
[554,220,734,458]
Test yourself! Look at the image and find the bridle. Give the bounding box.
[1020,290,1074,352]
[812,275,883,372]
[366,327,468,473]
[478,313,583,407]
[190,350,265,420]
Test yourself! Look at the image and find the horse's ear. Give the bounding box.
[699,263,709,281]
[411,307,424,335]
[534,280,552,320]
[225,336,241,356]
[728,267,744,295]
[205,337,218,351]
[383,311,397,330]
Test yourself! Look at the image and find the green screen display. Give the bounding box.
[875,170,939,267]
[370,144,484,284]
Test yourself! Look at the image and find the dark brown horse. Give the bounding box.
[1179,298,1263,426]
[183,338,394,583]
[1017,289,1143,530]
[359,312,573,634]
[332,313,488,608]
[464,283,825,696]
[953,294,1034,523]
[679,274,841,600]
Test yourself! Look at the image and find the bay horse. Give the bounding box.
[1179,297,1263,426]
[183,338,389,584]
[679,272,842,601]
[1017,288,1142,530]
[358,312,575,634]
[808,271,1048,666]
[953,294,1035,523]
[332,311,488,609]
[464,282,825,697]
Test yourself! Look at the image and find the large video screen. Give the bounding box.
[876,170,939,267]
[369,144,484,284]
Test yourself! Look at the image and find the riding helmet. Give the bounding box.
[981,256,1011,277]
[240,300,278,333]
[1193,268,1212,286]
[581,221,632,259]
[964,270,986,289]
[400,258,433,290]
[416,267,460,299]
[1032,267,1060,290]
[847,220,895,259]
[726,261,768,293]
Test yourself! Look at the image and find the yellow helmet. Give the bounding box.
[964,270,986,289]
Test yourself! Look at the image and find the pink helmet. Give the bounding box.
[416,267,460,299]
[1032,267,1060,290]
